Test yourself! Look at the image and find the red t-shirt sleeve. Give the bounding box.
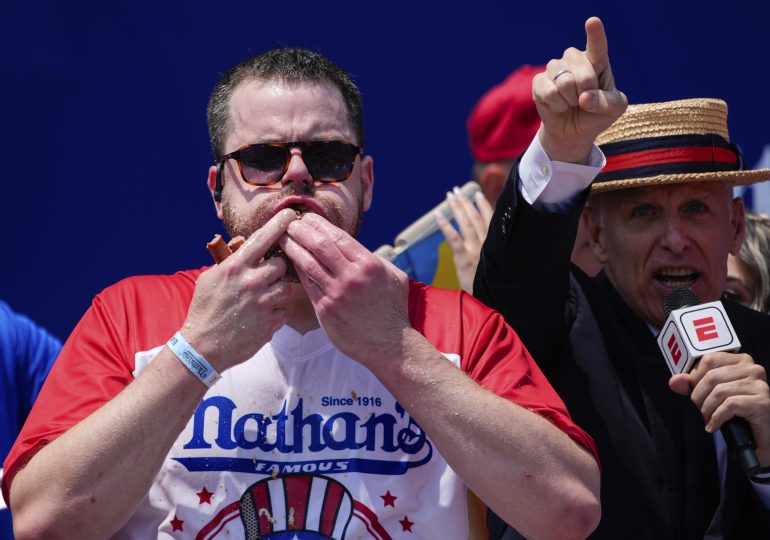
[1,294,134,505]
[2,270,198,507]
[408,281,598,464]
[461,302,598,462]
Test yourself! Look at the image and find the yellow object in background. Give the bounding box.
[432,240,462,290]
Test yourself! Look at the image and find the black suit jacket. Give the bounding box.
[474,167,770,539]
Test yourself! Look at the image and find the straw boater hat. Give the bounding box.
[591,98,770,193]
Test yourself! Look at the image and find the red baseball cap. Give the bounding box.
[468,64,545,162]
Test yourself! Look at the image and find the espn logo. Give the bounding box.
[692,316,719,342]
[666,334,682,365]
[659,321,690,374]
[681,307,734,351]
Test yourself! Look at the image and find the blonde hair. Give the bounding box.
[738,212,770,313]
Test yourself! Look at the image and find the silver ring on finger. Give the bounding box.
[552,69,571,83]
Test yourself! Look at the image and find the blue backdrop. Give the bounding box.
[2,1,769,341]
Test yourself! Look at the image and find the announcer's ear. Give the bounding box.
[584,203,608,265]
[729,196,746,257]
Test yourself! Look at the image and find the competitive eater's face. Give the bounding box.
[586,181,745,328]
[208,78,374,241]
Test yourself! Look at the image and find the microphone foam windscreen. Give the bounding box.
[662,287,702,317]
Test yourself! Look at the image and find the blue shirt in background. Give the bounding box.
[0,300,61,539]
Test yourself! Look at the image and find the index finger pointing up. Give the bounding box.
[585,17,609,73]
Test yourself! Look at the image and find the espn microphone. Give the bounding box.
[657,287,766,482]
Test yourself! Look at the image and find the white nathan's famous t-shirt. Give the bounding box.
[3,268,596,540]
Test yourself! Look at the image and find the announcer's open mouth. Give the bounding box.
[654,267,700,289]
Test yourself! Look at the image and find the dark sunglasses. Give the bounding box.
[214,140,361,200]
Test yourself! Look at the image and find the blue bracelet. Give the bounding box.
[167,331,221,387]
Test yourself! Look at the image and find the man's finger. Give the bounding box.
[448,190,477,241]
[453,190,488,241]
[249,256,289,287]
[234,208,298,265]
[467,192,490,240]
[690,352,748,383]
[279,234,333,291]
[548,56,580,107]
[584,17,609,72]
[295,266,324,305]
[564,48,600,97]
[700,379,767,424]
[285,218,349,275]
[585,16,616,91]
[706,394,764,433]
[300,212,369,262]
[532,73,571,114]
[669,374,693,396]
[579,89,628,117]
[690,363,756,408]
[262,279,292,309]
[435,212,464,253]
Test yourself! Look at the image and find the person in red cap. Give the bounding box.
[468,64,544,206]
[435,66,542,294]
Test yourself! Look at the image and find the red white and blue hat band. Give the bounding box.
[596,133,743,184]
[589,98,770,193]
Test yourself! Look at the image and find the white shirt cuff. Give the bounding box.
[518,135,605,212]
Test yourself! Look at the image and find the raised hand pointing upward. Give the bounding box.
[533,17,627,164]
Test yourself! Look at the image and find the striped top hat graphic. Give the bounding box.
[240,474,354,540]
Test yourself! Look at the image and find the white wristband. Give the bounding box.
[167,331,221,387]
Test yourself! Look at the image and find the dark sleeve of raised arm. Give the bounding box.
[472,161,589,372]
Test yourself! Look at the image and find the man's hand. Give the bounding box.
[279,212,411,365]
[7,212,301,539]
[670,351,770,466]
[182,209,298,371]
[280,214,600,540]
[436,188,493,293]
[533,16,627,164]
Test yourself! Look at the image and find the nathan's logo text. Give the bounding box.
[183,397,427,455]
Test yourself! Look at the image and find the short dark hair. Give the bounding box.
[207,47,365,160]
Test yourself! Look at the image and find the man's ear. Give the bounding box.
[729,196,746,256]
[584,204,608,264]
[360,155,374,211]
[479,163,509,205]
[207,165,224,220]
